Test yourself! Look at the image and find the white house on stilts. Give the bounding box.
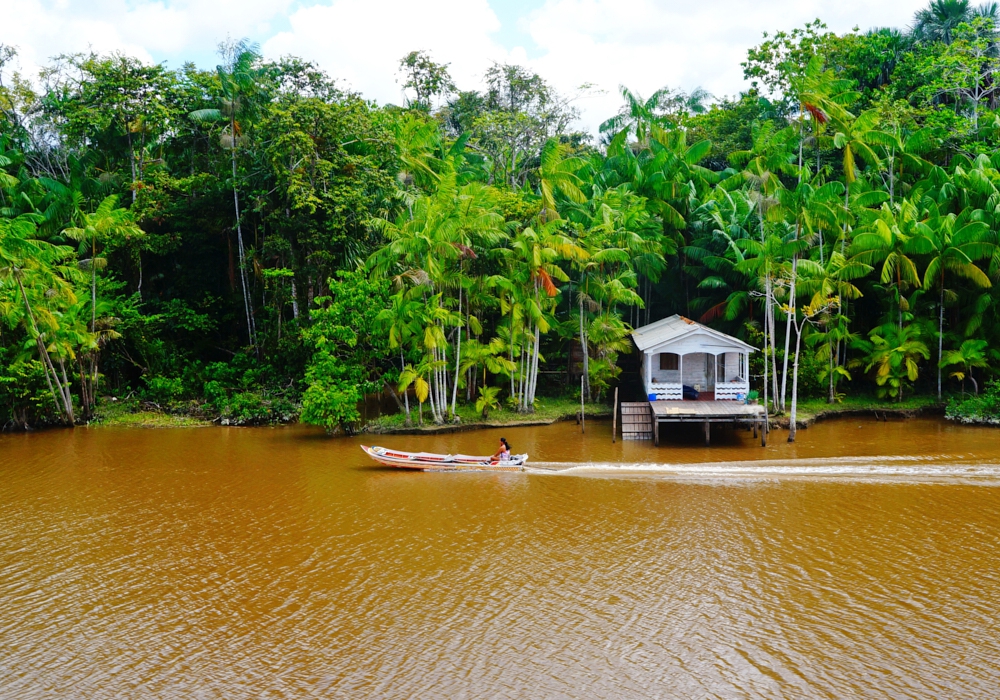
[628,315,767,446]
[633,314,753,401]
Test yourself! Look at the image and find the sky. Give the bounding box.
[1,0,929,134]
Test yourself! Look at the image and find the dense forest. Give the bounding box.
[6,1,1000,433]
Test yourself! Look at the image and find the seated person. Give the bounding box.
[491,437,512,461]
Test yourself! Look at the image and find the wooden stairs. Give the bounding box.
[620,402,653,441]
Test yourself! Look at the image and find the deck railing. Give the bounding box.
[648,381,750,401]
[714,382,749,401]
[648,382,682,400]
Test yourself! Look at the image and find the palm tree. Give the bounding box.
[600,86,675,153]
[912,1,974,43]
[774,178,843,411]
[377,290,423,425]
[190,39,268,347]
[941,338,990,394]
[833,110,886,223]
[63,195,142,335]
[790,55,858,180]
[369,166,506,422]
[853,323,931,401]
[0,213,79,423]
[398,356,442,426]
[918,213,994,397]
[850,201,927,328]
[911,0,997,42]
[599,85,708,153]
[731,120,797,408]
[537,138,586,221]
[499,220,586,411]
[798,251,872,401]
[787,296,840,442]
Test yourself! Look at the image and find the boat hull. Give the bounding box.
[360,445,527,472]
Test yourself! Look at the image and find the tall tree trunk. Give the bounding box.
[826,318,837,403]
[769,288,779,410]
[230,131,255,346]
[828,334,836,404]
[897,269,903,330]
[528,324,541,409]
[579,292,590,402]
[17,277,74,424]
[509,311,516,401]
[938,284,945,400]
[762,294,769,417]
[127,129,137,204]
[428,349,440,424]
[780,266,795,412]
[451,288,462,418]
[788,320,803,442]
[889,148,895,206]
[401,350,411,426]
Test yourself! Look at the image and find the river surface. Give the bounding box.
[2,416,1000,698]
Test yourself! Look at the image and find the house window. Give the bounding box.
[659,353,679,370]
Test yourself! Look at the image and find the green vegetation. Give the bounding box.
[6,4,1000,436]
[91,397,210,428]
[784,394,943,426]
[947,379,1000,422]
[367,396,609,433]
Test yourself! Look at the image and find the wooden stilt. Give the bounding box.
[704,421,711,446]
[654,417,659,446]
[760,417,767,446]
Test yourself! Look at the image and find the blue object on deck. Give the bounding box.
[648,392,657,401]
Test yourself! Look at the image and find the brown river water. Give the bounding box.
[2,416,1000,698]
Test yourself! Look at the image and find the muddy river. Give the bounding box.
[2,416,999,697]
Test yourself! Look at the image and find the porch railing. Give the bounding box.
[715,381,749,401]
[648,382,683,401]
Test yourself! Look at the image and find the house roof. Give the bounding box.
[631,315,755,353]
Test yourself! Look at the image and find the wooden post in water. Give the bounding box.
[580,375,585,434]
[612,387,618,443]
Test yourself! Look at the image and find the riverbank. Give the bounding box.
[771,395,945,429]
[91,398,213,428]
[85,394,612,433]
[364,396,611,435]
[78,391,977,435]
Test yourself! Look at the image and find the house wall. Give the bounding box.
[650,353,680,384]
[641,329,753,396]
[682,353,711,390]
[719,352,746,382]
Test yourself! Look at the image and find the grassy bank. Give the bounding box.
[365,396,611,434]
[91,398,212,428]
[774,395,944,428]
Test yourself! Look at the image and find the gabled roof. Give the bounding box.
[631,314,755,353]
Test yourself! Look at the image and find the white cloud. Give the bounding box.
[1,0,932,135]
[0,0,291,76]
[262,0,512,106]
[523,0,929,133]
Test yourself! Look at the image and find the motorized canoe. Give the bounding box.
[360,445,528,472]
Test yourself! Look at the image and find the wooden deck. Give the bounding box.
[650,400,768,446]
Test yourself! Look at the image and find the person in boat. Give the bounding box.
[491,437,512,462]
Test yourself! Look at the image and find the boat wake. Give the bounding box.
[523,455,1000,483]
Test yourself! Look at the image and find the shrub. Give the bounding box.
[141,376,184,405]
